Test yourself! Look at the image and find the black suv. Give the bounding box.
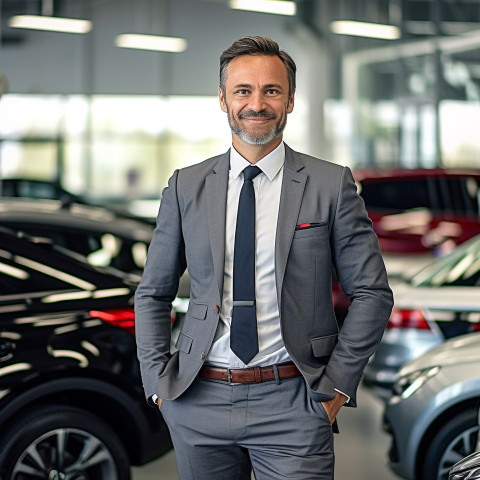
[0,198,155,275]
[0,229,171,479]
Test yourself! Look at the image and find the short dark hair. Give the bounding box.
[219,36,296,98]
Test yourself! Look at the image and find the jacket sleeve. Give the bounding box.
[135,169,187,402]
[325,166,394,406]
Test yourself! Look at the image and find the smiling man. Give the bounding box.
[135,36,393,480]
[219,53,293,152]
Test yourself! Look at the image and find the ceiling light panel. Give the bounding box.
[229,0,296,16]
[115,34,188,53]
[331,21,400,40]
[9,15,92,34]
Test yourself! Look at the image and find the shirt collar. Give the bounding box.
[230,142,285,182]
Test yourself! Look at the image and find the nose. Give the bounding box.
[248,91,267,112]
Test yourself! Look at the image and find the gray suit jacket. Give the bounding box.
[135,144,393,407]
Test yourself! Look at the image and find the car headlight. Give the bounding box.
[392,366,441,400]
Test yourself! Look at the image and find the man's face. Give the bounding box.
[219,54,294,146]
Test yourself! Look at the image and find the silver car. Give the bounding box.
[383,332,480,480]
[363,235,480,399]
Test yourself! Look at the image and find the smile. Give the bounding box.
[243,117,273,122]
[238,110,276,121]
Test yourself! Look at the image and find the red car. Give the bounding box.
[354,168,480,254]
[333,168,480,323]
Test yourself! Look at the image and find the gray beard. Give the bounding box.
[231,123,282,145]
[227,109,287,146]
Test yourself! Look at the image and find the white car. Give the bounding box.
[363,235,480,399]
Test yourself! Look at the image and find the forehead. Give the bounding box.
[225,54,289,88]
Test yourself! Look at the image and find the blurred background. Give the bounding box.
[1,0,480,214]
[1,1,480,480]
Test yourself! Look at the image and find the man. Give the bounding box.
[135,35,393,479]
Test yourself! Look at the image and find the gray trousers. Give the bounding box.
[160,375,335,480]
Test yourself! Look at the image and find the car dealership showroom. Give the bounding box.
[1,0,480,479]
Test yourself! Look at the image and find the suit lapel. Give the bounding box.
[275,145,307,306]
[206,151,230,298]
[205,146,306,306]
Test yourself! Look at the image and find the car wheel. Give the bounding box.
[421,408,479,480]
[0,404,131,480]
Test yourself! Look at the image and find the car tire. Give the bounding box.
[0,404,131,480]
[421,407,479,480]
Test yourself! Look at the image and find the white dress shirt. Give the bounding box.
[206,142,291,368]
[203,142,351,404]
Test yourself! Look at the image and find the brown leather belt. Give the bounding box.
[199,363,301,384]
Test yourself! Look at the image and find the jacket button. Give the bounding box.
[214,304,220,314]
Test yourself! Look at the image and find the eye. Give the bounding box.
[266,89,279,95]
[235,89,249,95]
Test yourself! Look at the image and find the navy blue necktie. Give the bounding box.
[230,165,262,364]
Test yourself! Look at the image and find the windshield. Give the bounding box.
[411,235,480,287]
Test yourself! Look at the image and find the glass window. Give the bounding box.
[0,141,58,180]
[0,94,242,202]
[359,179,431,211]
[440,101,480,168]
[0,95,65,137]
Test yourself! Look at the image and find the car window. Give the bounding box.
[0,224,99,256]
[16,181,59,200]
[411,236,480,287]
[359,179,432,212]
[2,224,147,273]
[437,177,479,216]
[0,248,93,295]
[360,176,480,216]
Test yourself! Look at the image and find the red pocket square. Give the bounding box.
[295,222,323,230]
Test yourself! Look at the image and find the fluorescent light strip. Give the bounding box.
[330,20,400,40]
[0,363,32,377]
[115,34,187,52]
[49,349,89,367]
[0,305,27,314]
[42,291,92,304]
[14,256,96,290]
[93,288,131,298]
[0,262,28,280]
[229,0,296,16]
[9,15,92,34]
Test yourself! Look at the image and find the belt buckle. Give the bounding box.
[227,368,241,386]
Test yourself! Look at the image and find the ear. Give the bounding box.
[287,93,295,114]
[219,86,228,113]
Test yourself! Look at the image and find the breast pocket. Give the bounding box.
[293,223,329,240]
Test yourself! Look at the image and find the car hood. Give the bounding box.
[399,332,480,376]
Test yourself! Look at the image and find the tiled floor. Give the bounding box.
[132,384,400,479]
